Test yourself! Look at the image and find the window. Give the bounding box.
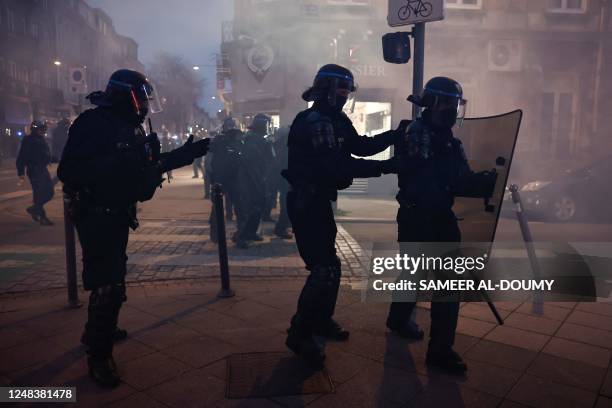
[548,0,586,13]
[7,8,15,32]
[8,61,17,78]
[539,91,576,159]
[445,0,482,9]
[32,69,40,85]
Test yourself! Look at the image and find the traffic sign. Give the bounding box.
[388,0,444,27]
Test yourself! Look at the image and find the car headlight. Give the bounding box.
[521,181,552,192]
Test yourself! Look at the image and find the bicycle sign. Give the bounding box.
[388,0,444,27]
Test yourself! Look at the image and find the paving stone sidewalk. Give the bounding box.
[1,279,612,407]
[0,219,368,294]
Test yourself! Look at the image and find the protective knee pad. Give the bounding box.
[308,264,341,288]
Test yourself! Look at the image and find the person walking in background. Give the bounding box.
[160,131,175,180]
[16,120,55,226]
[51,117,71,161]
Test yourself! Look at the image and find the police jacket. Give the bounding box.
[16,133,52,177]
[58,107,161,209]
[283,101,396,198]
[210,129,243,185]
[395,115,495,211]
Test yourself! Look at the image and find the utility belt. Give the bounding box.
[64,186,139,230]
[396,191,454,214]
[290,184,337,202]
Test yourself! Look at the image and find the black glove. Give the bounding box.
[179,134,210,158]
[160,135,210,173]
[396,119,411,135]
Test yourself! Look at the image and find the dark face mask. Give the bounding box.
[430,108,457,130]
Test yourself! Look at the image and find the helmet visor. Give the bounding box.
[135,82,163,114]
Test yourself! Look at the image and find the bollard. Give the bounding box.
[63,191,81,308]
[212,184,235,298]
[509,184,543,315]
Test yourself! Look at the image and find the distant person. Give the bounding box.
[51,117,71,160]
[272,126,292,239]
[209,118,243,241]
[233,114,274,249]
[192,132,204,179]
[16,120,55,226]
[160,131,175,180]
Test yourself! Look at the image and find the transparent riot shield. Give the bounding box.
[453,110,522,243]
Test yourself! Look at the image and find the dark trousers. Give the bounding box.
[234,189,264,241]
[28,165,54,214]
[287,191,340,334]
[76,212,130,359]
[209,184,237,240]
[274,188,291,233]
[387,206,461,354]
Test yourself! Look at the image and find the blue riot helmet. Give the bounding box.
[408,77,467,128]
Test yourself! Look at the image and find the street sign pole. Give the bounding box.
[411,22,425,120]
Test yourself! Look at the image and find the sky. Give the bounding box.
[86,0,233,113]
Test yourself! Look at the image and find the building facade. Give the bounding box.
[220,0,612,192]
[0,0,143,158]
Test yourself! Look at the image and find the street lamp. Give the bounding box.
[192,65,200,71]
[53,60,61,66]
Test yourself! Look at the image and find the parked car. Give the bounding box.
[501,156,612,223]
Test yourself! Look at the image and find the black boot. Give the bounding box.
[88,356,120,387]
[247,234,264,242]
[386,319,424,340]
[386,301,424,340]
[426,349,467,374]
[286,326,325,370]
[81,327,128,346]
[313,318,349,341]
[39,214,54,226]
[274,229,293,239]
[26,206,40,222]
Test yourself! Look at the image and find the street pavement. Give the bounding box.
[1,163,612,407]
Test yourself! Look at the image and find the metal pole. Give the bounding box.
[63,192,81,308]
[509,184,543,314]
[411,22,425,120]
[212,184,235,298]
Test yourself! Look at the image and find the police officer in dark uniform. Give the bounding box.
[51,117,71,160]
[209,118,243,242]
[17,120,55,226]
[283,64,405,368]
[273,126,292,239]
[233,114,274,249]
[386,77,496,373]
[58,69,209,387]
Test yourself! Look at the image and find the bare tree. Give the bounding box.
[148,52,206,134]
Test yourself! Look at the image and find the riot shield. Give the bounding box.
[452,109,522,244]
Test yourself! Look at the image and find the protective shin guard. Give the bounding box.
[84,283,125,360]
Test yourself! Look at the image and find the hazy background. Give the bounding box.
[86,0,232,114]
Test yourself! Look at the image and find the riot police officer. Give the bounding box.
[273,126,292,239]
[209,118,243,242]
[58,69,209,387]
[283,64,404,369]
[386,77,496,374]
[233,114,274,249]
[17,120,55,226]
